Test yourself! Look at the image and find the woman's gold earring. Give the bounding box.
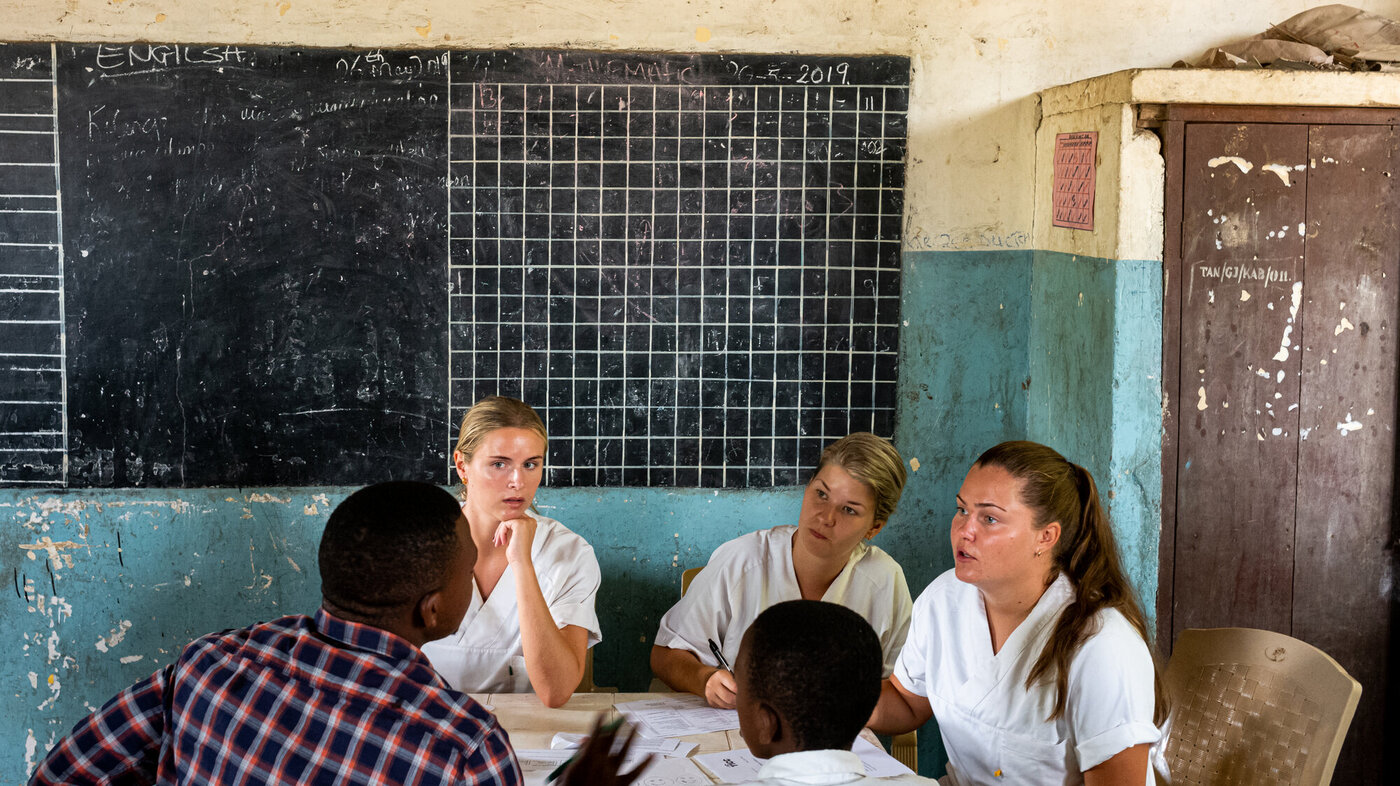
[1035,549,1042,557]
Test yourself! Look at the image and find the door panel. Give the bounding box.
[1293,123,1399,783]
[1174,122,1308,637]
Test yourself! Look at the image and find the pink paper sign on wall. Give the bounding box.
[1052,131,1097,231]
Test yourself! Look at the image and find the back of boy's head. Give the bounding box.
[744,600,883,751]
[319,480,463,624]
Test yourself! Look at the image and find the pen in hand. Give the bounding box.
[708,638,732,672]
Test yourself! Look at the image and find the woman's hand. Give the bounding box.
[493,514,538,568]
[502,512,588,707]
[704,668,737,709]
[650,646,737,708]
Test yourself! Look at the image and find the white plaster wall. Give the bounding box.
[7,0,1400,253]
[1031,100,1166,261]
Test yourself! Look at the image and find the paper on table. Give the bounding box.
[615,695,740,737]
[514,749,574,786]
[694,738,916,783]
[852,735,917,777]
[550,731,698,757]
[516,748,710,786]
[627,756,712,785]
[692,749,763,783]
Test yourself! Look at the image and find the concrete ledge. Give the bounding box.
[1041,68,1400,117]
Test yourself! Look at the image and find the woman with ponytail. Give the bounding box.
[869,441,1164,785]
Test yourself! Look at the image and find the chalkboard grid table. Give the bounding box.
[0,45,65,486]
[448,53,908,487]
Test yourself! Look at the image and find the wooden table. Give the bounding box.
[476,691,896,785]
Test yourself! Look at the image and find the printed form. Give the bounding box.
[615,695,741,737]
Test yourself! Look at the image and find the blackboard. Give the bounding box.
[0,44,909,488]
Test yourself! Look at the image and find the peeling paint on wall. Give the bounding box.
[94,620,132,653]
[1208,155,1254,173]
[1261,163,1294,186]
[36,673,62,711]
[25,728,39,776]
[1338,413,1365,435]
[18,538,85,570]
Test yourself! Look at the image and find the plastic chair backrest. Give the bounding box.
[681,566,703,595]
[646,567,706,692]
[1158,627,1361,786]
[576,647,615,693]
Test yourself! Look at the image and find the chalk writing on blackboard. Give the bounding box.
[0,45,908,489]
[57,45,451,487]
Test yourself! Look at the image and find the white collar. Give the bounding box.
[755,749,864,779]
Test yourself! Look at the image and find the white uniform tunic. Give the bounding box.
[742,750,937,785]
[654,525,912,676]
[422,514,601,694]
[893,571,1159,786]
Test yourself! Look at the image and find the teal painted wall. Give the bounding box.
[1027,250,1163,631]
[0,247,1043,781]
[889,249,1031,593]
[890,248,1033,774]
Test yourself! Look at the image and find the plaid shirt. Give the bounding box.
[32,609,521,785]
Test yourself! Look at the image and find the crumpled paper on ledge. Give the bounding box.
[1180,4,1400,71]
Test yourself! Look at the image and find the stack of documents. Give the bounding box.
[614,694,741,738]
[552,731,699,758]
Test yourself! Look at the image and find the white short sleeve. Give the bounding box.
[1067,614,1161,770]
[535,519,603,645]
[874,561,914,678]
[892,578,939,697]
[652,535,748,662]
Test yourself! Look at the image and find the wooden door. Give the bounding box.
[1160,107,1399,784]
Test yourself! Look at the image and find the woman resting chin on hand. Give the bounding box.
[868,441,1166,786]
[420,397,600,708]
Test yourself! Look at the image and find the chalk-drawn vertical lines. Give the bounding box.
[444,50,454,481]
[49,42,67,485]
[0,43,66,486]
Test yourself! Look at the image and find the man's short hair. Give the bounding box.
[743,600,883,750]
[319,481,462,622]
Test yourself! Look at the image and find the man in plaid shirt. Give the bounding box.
[31,480,521,785]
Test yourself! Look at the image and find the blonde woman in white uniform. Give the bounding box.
[421,396,601,708]
[869,441,1165,786]
[650,432,912,709]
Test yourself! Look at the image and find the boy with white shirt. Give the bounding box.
[734,600,936,785]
